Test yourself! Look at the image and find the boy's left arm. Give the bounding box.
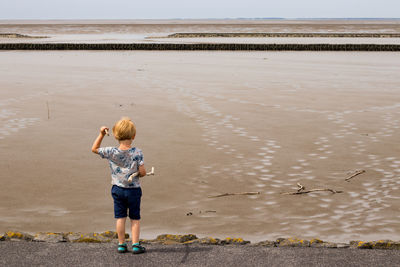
[137,150,146,177]
[91,126,108,154]
[138,164,146,177]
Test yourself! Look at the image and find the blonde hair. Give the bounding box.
[112,117,136,141]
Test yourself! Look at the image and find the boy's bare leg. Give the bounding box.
[131,219,140,244]
[116,218,127,244]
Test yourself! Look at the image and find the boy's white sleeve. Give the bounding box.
[98,147,113,159]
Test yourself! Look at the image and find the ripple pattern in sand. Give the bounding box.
[181,86,399,238]
[169,87,281,189]
[0,117,40,140]
[132,58,400,240]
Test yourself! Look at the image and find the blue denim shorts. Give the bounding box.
[111,185,142,220]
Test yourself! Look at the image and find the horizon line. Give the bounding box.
[1,17,400,21]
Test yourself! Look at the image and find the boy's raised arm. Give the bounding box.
[91,126,109,154]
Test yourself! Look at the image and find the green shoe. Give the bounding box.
[118,243,128,253]
[132,243,146,254]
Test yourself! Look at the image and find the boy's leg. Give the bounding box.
[127,187,142,244]
[131,219,140,244]
[116,217,127,244]
[131,219,145,254]
[126,187,145,253]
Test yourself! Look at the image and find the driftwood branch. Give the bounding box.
[297,183,305,192]
[208,192,260,198]
[345,169,365,182]
[281,188,343,195]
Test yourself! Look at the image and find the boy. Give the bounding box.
[91,117,146,254]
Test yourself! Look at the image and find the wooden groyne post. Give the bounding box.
[0,43,400,51]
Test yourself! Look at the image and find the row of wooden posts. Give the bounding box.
[167,33,400,38]
[0,43,399,51]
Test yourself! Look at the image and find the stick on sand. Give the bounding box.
[208,192,260,198]
[281,183,343,195]
[281,188,343,195]
[345,169,365,182]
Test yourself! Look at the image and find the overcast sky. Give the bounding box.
[1,0,399,19]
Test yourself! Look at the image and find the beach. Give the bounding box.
[0,20,400,243]
[1,19,400,44]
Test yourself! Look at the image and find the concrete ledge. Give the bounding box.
[1,231,400,249]
[0,43,400,51]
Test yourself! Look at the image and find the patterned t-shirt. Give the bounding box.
[98,147,144,188]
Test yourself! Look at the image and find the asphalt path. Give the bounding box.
[1,242,399,267]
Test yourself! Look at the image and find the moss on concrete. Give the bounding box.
[310,238,323,245]
[33,232,66,243]
[350,241,373,249]
[4,231,33,241]
[66,232,126,243]
[176,237,220,245]
[276,238,310,247]
[99,231,118,239]
[370,240,400,250]
[156,234,198,244]
[220,237,250,245]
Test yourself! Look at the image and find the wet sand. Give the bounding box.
[1,50,399,242]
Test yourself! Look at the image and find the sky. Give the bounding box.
[0,0,399,20]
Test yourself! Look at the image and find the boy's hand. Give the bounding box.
[100,126,109,136]
[92,126,108,154]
